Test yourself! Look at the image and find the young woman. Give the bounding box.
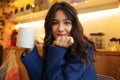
[21,2,96,80]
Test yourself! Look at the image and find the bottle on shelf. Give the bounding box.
[89,32,105,51]
[109,37,118,51]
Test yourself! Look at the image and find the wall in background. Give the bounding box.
[78,7,120,43]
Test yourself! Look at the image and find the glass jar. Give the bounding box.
[109,37,118,51]
[96,33,105,50]
[117,38,120,51]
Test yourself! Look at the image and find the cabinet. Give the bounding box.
[94,51,120,80]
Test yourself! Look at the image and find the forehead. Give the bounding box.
[54,10,68,20]
[53,10,72,22]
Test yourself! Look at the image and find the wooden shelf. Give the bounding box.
[10,10,48,23]
[95,51,120,56]
[10,0,119,23]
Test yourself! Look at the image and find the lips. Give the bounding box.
[56,34,66,36]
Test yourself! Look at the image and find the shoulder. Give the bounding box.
[84,43,94,52]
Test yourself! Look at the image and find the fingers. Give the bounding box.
[67,37,74,46]
[53,36,74,48]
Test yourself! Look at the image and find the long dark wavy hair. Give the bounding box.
[43,2,94,64]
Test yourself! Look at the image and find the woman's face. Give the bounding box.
[52,10,72,39]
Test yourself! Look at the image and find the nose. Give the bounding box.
[58,22,64,32]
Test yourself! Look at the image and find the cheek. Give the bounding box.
[67,26,72,34]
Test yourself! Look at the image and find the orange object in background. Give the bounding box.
[11,29,18,47]
[5,67,21,80]
[0,50,22,80]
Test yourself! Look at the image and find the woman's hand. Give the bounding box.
[53,36,74,48]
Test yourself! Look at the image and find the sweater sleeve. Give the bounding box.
[21,46,43,80]
[44,45,67,80]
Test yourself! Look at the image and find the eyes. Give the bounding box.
[52,20,72,26]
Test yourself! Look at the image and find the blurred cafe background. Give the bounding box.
[0,0,120,80]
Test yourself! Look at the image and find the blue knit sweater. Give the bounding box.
[21,45,96,80]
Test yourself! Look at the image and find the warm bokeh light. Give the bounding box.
[16,20,45,28]
[78,7,120,18]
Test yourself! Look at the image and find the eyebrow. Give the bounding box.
[53,18,71,21]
